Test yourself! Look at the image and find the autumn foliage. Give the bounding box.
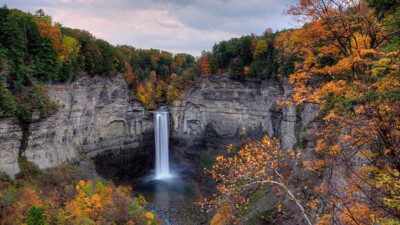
[0,163,159,225]
[274,0,400,224]
[204,136,311,224]
[205,0,400,224]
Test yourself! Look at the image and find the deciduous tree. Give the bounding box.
[278,0,400,223]
[204,136,312,225]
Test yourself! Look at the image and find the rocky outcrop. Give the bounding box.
[24,75,153,169]
[0,117,22,178]
[0,74,320,179]
[0,75,153,177]
[170,76,309,152]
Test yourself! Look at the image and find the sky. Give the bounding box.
[3,0,297,56]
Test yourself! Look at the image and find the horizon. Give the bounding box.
[3,0,297,56]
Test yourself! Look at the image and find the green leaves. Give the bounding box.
[25,206,48,225]
[0,86,16,116]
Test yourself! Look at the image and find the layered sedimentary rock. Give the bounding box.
[0,117,22,178]
[0,75,153,177]
[24,75,153,169]
[170,76,318,152]
[0,74,319,178]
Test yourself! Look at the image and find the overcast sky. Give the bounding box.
[3,0,297,56]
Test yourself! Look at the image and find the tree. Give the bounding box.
[0,12,31,87]
[204,136,312,225]
[155,80,166,103]
[38,21,69,63]
[34,9,52,24]
[253,39,268,59]
[198,51,210,78]
[166,84,178,102]
[65,180,112,223]
[25,206,48,225]
[279,0,400,223]
[123,59,136,86]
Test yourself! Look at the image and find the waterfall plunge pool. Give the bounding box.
[133,110,203,224]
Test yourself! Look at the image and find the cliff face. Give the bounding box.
[0,75,153,178]
[170,76,318,153]
[0,117,22,178]
[0,75,319,179]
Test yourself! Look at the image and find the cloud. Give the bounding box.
[3,0,296,56]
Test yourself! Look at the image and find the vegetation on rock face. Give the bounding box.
[0,162,160,225]
[0,5,201,118]
[283,0,400,224]
[125,49,200,109]
[202,136,311,225]
[1,0,399,224]
[204,0,400,224]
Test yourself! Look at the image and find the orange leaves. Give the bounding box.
[283,0,400,221]
[38,21,69,63]
[198,52,211,77]
[124,60,136,85]
[0,186,43,224]
[65,180,112,223]
[204,135,306,223]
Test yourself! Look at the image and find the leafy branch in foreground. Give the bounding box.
[202,136,312,225]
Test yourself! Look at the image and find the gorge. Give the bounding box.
[0,74,319,180]
[0,73,320,224]
[1,1,399,224]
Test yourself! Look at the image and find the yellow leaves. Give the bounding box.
[354,105,366,114]
[145,212,154,220]
[315,80,347,101]
[329,145,341,156]
[316,213,333,225]
[283,1,400,224]
[304,54,317,70]
[315,140,327,152]
[351,33,371,51]
[150,54,159,66]
[376,169,400,211]
[65,180,112,223]
[227,144,233,153]
[1,176,156,225]
[204,135,306,222]
[149,71,157,82]
[293,85,314,104]
[155,80,166,103]
[136,80,156,109]
[289,72,310,84]
[243,66,250,75]
[305,159,326,172]
[210,212,230,225]
[253,39,268,59]
[166,84,179,102]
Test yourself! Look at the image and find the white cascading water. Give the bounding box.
[154,111,171,179]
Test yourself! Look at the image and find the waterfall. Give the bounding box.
[154,111,171,179]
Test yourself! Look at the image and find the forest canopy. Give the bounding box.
[0,6,200,121]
